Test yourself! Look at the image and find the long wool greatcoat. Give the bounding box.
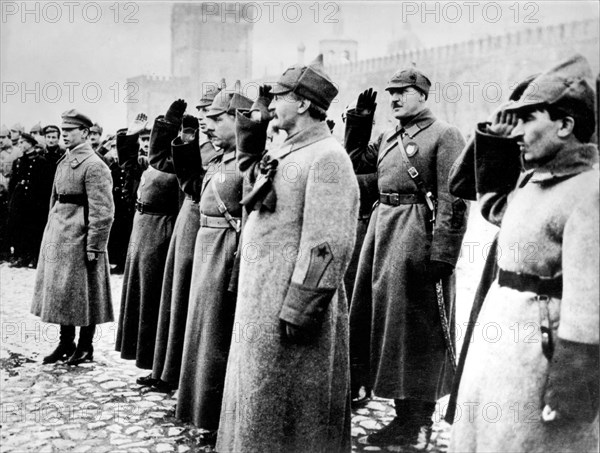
[115,118,180,370]
[450,131,599,453]
[176,147,242,429]
[346,108,468,401]
[216,120,359,453]
[152,137,217,386]
[31,143,114,325]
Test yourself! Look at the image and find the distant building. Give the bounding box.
[128,2,253,123]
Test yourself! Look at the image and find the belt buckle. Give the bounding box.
[408,167,419,178]
[137,202,144,214]
[390,193,399,205]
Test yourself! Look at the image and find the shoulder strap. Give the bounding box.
[210,176,241,232]
[395,131,437,220]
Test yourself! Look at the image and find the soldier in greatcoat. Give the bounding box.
[115,102,183,375]
[176,88,252,447]
[31,109,114,366]
[217,55,359,453]
[450,54,599,453]
[7,132,54,267]
[0,125,20,261]
[346,68,468,449]
[148,84,221,394]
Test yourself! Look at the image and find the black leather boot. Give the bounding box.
[66,325,95,366]
[42,325,76,364]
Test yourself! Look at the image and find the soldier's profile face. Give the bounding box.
[389,87,425,121]
[10,130,20,141]
[209,113,236,150]
[62,127,87,149]
[197,106,209,133]
[45,132,59,147]
[512,110,561,164]
[270,93,300,133]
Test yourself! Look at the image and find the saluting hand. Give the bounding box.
[486,102,518,137]
[127,113,148,135]
[355,88,378,115]
[250,85,274,123]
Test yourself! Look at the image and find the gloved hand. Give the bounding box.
[165,99,187,125]
[250,85,274,122]
[427,260,454,281]
[542,338,599,423]
[180,114,198,144]
[356,88,377,116]
[127,113,147,135]
[326,119,335,133]
[283,321,310,344]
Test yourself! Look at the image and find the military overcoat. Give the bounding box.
[31,143,114,325]
[217,120,359,453]
[347,107,468,401]
[450,132,599,453]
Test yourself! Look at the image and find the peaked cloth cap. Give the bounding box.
[206,81,253,118]
[30,122,42,134]
[505,54,595,120]
[385,67,432,96]
[61,109,94,130]
[271,54,338,111]
[197,78,226,109]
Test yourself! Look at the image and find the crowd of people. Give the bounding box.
[2,52,598,453]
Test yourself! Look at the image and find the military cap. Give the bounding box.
[90,123,103,135]
[20,132,38,146]
[271,54,338,111]
[30,122,42,134]
[385,67,432,97]
[206,82,253,118]
[10,123,24,133]
[0,124,9,137]
[43,125,61,136]
[505,54,595,119]
[197,79,225,109]
[61,109,93,129]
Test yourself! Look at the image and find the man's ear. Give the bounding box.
[557,116,575,139]
[297,98,311,114]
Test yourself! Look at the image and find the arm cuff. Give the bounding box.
[279,282,336,328]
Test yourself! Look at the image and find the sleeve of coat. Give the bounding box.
[236,111,269,179]
[474,123,522,226]
[279,147,359,329]
[558,182,599,344]
[344,111,381,174]
[172,136,204,200]
[84,159,115,253]
[430,125,468,266]
[448,134,477,201]
[148,116,178,174]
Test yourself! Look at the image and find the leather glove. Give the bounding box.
[356,88,377,115]
[427,260,454,281]
[180,114,198,144]
[250,85,274,122]
[543,338,599,423]
[165,99,187,125]
[326,119,335,133]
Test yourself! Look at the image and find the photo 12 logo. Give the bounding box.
[1,2,139,24]
[1,82,139,104]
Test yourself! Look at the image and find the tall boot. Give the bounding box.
[360,399,412,446]
[403,400,436,451]
[42,325,76,364]
[66,325,95,366]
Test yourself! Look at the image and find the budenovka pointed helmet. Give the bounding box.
[271,54,338,111]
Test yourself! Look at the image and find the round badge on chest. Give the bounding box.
[406,142,419,157]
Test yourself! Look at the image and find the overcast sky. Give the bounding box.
[1,1,598,133]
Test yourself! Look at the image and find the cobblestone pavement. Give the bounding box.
[0,212,494,452]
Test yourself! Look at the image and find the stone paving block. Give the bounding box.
[156,443,175,452]
[52,438,76,450]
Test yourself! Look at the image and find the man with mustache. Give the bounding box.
[346,67,468,450]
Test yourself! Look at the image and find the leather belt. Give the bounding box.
[379,192,425,206]
[200,213,241,230]
[135,200,178,216]
[57,193,86,205]
[498,269,562,299]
